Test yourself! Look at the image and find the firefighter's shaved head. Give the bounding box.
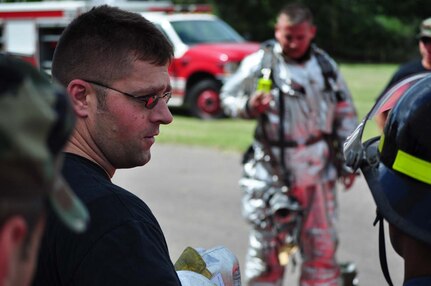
[276,3,314,26]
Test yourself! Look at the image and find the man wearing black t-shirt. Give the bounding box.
[32,5,240,286]
[31,5,180,286]
[375,17,431,130]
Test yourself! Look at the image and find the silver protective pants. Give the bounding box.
[242,178,340,286]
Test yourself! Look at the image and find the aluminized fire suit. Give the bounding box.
[220,41,357,286]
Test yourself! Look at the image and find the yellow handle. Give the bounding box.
[257,78,272,93]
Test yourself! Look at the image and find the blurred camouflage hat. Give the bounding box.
[0,53,88,232]
[418,17,431,38]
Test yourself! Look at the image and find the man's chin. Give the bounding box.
[117,153,151,169]
[139,152,151,166]
[284,51,304,61]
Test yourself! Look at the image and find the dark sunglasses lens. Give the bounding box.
[421,37,431,44]
[146,96,158,109]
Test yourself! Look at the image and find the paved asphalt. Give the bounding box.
[113,144,404,285]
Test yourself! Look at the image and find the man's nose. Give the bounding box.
[151,100,173,124]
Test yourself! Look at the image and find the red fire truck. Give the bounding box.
[0,1,260,119]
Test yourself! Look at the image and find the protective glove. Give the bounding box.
[175,246,241,286]
[341,172,357,190]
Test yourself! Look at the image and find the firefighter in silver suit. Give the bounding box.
[220,3,358,286]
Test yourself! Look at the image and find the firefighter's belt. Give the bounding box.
[266,135,324,148]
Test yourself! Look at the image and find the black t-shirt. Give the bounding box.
[377,58,429,99]
[33,153,181,286]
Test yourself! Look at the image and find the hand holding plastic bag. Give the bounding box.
[175,246,241,286]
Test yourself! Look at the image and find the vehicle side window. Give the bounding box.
[171,20,243,45]
[153,23,173,45]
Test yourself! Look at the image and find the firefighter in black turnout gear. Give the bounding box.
[344,74,431,286]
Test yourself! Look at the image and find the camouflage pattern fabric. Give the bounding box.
[0,53,88,232]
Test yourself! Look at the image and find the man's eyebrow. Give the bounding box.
[131,85,172,96]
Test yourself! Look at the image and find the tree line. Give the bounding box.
[174,0,431,63]
[7,0,429,62]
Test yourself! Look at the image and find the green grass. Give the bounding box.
[158,116,257,152]
[158,63,398,152]
[339,63,397,119]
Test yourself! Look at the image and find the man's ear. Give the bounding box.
[0,216,27,281]
[309,24,317,39]
[67,79,94,118]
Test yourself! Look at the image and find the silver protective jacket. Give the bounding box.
[221,41,358,285]
[221,41,358,188]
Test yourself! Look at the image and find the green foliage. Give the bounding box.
[172,0,431,62]
[5,0,429,61]
[375,16,409,36]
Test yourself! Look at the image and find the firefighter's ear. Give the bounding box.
[309,24,317,39]
[67,79,94,117]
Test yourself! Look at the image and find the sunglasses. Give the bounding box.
[420,37,431,45]
[83,80,171,109]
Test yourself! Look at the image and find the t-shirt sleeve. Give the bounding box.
[70,220,181,286]
[376,59,426,101]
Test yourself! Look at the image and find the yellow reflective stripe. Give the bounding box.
[392,149,431,184]
[378,134,385,152]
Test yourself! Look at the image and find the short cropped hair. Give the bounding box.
[52,5,174,87]
[277,3,314,26]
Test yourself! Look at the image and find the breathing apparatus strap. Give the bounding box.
[373,211,394,286]
[255,40,292,187]
[255,41,341,185]
[313,45,346,102]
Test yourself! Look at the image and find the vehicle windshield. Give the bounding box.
[171,19,245,45]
